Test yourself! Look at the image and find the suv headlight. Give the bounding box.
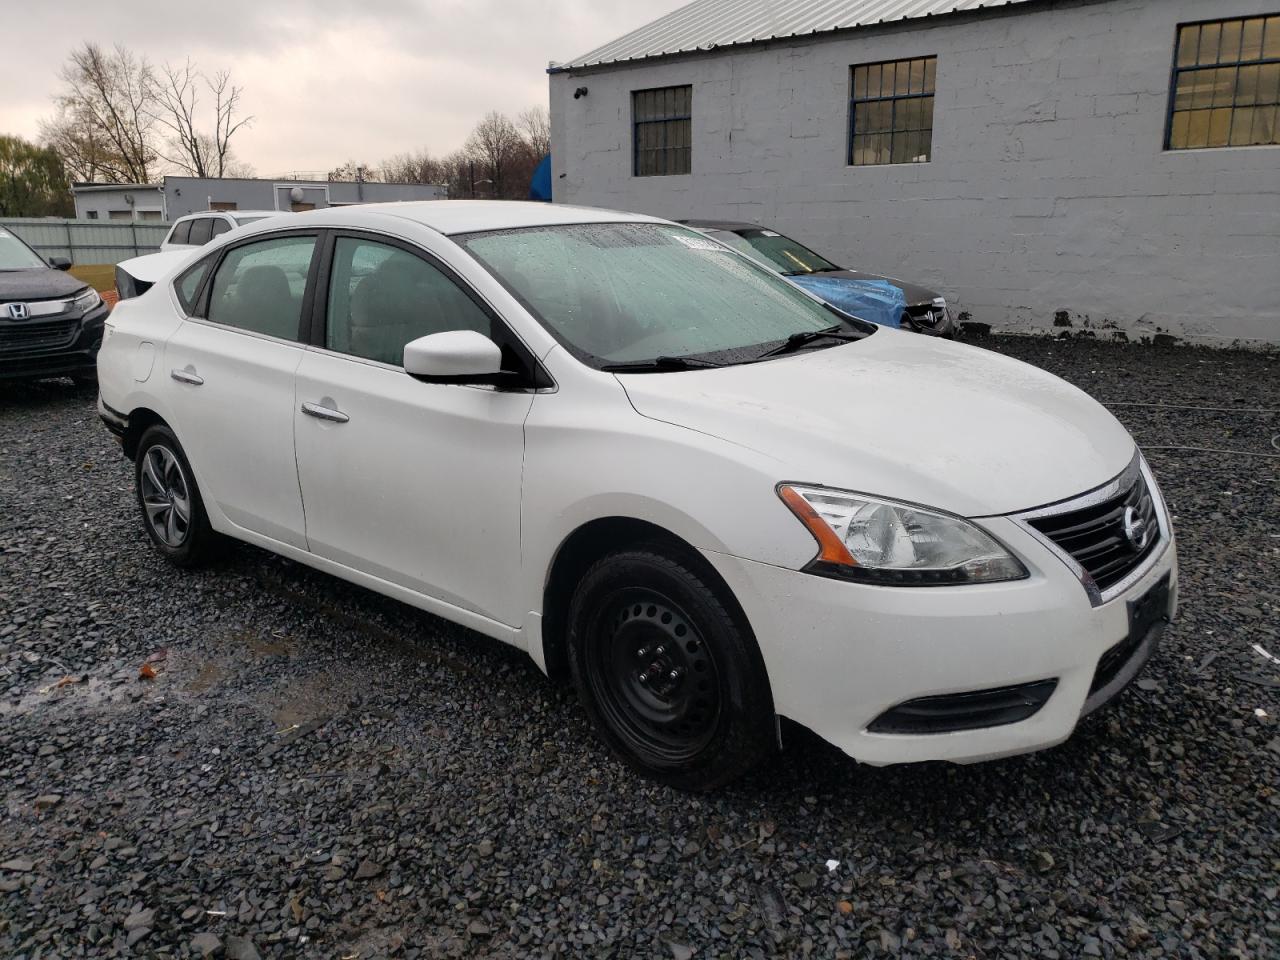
[73,288,102,315]
[778,484,1027,586]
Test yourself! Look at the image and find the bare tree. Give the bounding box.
[50,43,158,183]
[39,109,127,183]
[464,111,524,198]
[150,60,253,178]
[517,105,551,159]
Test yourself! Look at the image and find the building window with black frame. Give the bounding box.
[849,57,937,166]
[1168,14,1280,150]
[633,86,692,176]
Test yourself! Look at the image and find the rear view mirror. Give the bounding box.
[404,330,505,384]
[49,256,72,271]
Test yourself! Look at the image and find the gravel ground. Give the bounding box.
[1,335,1277,959]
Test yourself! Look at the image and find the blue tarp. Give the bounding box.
[529,155,552,202]
[788,275,906,329]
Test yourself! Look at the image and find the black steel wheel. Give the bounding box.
[568,545,776,790]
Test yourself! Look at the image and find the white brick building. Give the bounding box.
[549,0,1280,346]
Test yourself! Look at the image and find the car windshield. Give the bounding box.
[0,229,47,270]
[725,229,841,276]
[457,222,871,368]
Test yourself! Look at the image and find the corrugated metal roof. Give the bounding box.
[553,0,1040,71]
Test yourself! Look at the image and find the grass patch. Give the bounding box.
[69,264,115,293]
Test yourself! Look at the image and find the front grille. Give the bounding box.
[0,318,81,354]
[1028,471,1160,593]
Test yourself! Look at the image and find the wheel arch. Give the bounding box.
[538,516,758,687]
[122,406,169,460]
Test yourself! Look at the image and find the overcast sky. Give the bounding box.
[0,0,687,176]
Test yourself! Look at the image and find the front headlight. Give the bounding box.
[73,288,103,315]
[778,484,1028,586]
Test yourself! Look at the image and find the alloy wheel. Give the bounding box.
[139,444,192,547]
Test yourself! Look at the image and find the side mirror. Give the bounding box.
[404,330,507,384]
[49,256,72,271]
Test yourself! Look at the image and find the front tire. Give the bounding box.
[134,425,220,567]
[567,546,776,791]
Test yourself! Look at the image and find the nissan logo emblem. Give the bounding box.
[6,302,29,320]
[1122,505,1150,552]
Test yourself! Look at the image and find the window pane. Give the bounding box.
[1253,105,1278,144]
[175,257,212,314]
[1213,66,1238,107]
[921,95,935,130]
[853,65,868,100]
[1261,63,1280,105]
[868,63,883,98]
[918,127,933,162]
[170,220,192,245]
[1190,69,1216,109]
[853,101,869,135]
[1173,72,1196,111]
[1208,107,1232,146]
[909,58,925,95]
[1237,65,1259,105]
[895,61,911,95]
[1242,18,1265,60]
[923,58,936,93]
[1186,108,1212,148]
[207,235,316,340]
[1177,25,1200,67]
[1229,106,1256,145]
[187,218,213,246]
[1198,22,1221,64]
[1267,18,1280,59]
[210,220,231,238]
[326,238,489,366]
[1219,20,1243,63]
[1169,110,1191,148]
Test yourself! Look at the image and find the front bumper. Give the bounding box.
[0,303,108,380]
[701,517,1177,766]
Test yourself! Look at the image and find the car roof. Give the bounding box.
[282,200,669,236]
[175,210,279,221]
[680,219,765,233]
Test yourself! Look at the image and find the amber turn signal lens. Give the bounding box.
[778,485,857,567]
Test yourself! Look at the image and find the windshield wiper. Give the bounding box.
[601,355,724,373]
[756,326,861,360]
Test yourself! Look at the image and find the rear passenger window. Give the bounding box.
[174,256,214,314]
[187,218,214,246]
[210,219,231,239]
[325,237,491,366]
[170,220,192,245]
[206,235,317,341]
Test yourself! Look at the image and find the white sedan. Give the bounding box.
[96,201,1177,790]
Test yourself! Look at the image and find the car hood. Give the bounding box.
[824,269,938,307]
[617,330,1135,517]
[0,269,88,301]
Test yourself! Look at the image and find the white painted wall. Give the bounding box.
[550,0,1280,346]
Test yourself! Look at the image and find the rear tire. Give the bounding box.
[134,425,220,567]
[567,545,776,791]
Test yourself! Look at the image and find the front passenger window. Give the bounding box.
[206,235,316,341]
[326,237,491,366]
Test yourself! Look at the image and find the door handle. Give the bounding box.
[170,367,204,385]
[301,401,349,424]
